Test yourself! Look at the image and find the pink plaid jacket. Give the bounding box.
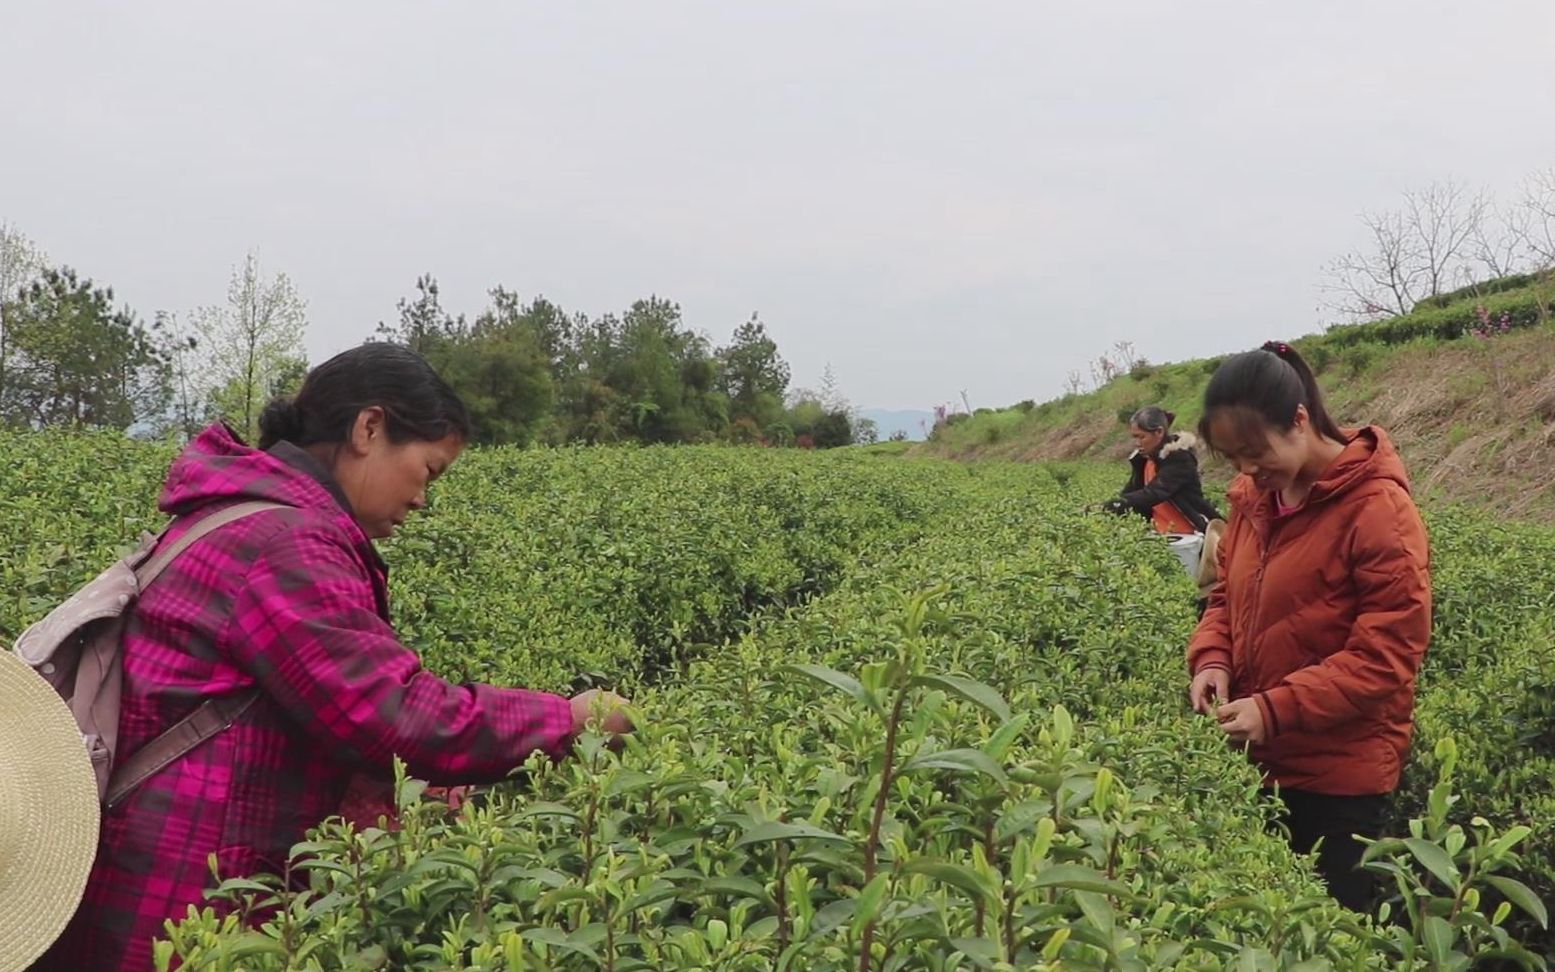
[39,425,575,971]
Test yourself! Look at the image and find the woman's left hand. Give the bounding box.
[1215,698,1267,746]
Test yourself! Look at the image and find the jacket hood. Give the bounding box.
[1228,426,1410,519]
[160,424,375,555]
[1159,431,1199,459]
[1130,431,1199,462]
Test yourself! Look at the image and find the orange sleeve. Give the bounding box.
[1186,513,1239,675]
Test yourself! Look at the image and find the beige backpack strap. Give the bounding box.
[106,501,291,809]
[105,691,260,808]
[134,501,293,588]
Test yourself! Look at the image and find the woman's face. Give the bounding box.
[1129,424,1167,456]
[1207,406,1311,494]
[333,408,464,539]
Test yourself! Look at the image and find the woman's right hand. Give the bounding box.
[1189,668,1230,715]
[570,689,634,735]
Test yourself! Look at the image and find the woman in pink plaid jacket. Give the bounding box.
[39,345,631,970]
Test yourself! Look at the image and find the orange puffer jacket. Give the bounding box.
[1187,426,1431,796]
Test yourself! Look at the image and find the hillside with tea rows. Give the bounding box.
[1,432,1550,969]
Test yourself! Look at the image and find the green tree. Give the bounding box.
[0,223,48,421]
[375,280,560,446]
[554,312,626,443]
[785,368,856,450]
[486,287,572,377]
[854,417,879,445]
[812,409,853,448]
[445,292,556,445]
[716,314,790,431]
[376,274,462,355]
[599,297,727,444]
[198,252,308,441]
[2,266,169,430]
[153,310,208,439]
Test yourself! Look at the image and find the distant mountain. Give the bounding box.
[858,408,933,442]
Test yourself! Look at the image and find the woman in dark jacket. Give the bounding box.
[1106,406,1223,533]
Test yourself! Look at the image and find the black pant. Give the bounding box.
[1263,788,1390,913]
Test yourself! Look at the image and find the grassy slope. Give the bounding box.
[917,281,1555,520]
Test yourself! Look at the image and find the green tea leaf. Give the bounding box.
[784,664,869,704]
[902,859,999,906]
[1404,837,1460,891]
[901,748,1008,782]
[701,876,775,906]
[1032,863,1132,897]
[852,873,891,936]
[1075,889,1115,936]
[734,821,852,849]
[1486,876,1550,929]
[909,674,1012,723]
[1421,916,1455,963]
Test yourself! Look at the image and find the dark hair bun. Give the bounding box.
[1164,410,1177,425]
[257,397,306,449]
[252,345,471,453]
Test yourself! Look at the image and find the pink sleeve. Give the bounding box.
[219,522,576,784]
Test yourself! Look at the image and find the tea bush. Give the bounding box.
[0,434,952,692]
[1,433,1549,968]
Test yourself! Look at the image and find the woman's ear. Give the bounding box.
[348,407,388,456]
[1291,404,1311,435]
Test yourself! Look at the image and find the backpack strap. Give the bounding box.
[105,692,260,808]
[134,500,293,588]
[106,500,292,809]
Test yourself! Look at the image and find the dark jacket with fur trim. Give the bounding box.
[1117,432,1223,533]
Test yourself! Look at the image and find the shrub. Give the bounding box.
[1416,272,1541,310]
[1327,286,1546,348]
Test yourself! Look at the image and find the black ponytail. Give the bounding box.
[1198,341,1346,454]
[257,344,471,450]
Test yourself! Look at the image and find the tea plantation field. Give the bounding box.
[2,432,1551,970]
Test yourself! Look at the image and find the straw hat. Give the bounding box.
[0,649,100,972]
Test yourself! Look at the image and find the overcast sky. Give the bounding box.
[3,1,1553,411]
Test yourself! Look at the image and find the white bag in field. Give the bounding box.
[1165,533,1204,578]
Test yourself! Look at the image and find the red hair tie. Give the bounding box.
[1262,340,1292,356]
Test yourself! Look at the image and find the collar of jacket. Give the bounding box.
[265,438,389,574]
[1129,431,1198,462]
[266,439,357,517]
[1227,425,1409,534]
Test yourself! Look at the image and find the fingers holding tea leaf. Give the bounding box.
[1214,697,1267,746]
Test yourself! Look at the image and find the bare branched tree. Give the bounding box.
[1405,179,1486,298]
[1323,179,1489,320]
[1111,340,1139,371]
[1089,351,1121,390]
[1521,167,1555,270]
[1323,207,1424,320]
[1472,200,1533,281]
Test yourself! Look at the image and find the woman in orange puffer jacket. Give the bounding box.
[1187,341,1431,913]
